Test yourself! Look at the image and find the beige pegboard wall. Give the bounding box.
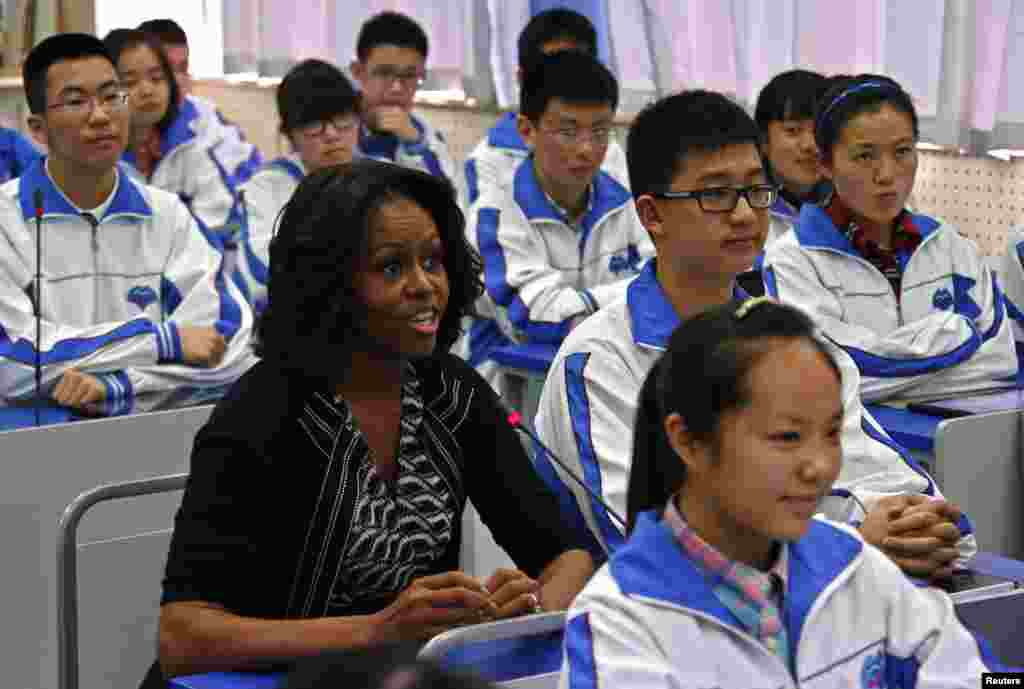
[913,150,1024,256]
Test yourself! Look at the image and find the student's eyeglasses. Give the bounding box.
[654,184,778,213]
[367,66,425,89]
[48,89,130,117]
[297,115,359,138]
[541,126,613,148]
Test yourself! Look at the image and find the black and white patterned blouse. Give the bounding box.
[161,353,576,621]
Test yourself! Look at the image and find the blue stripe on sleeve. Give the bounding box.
[161,276,183,316]
[212,267,243,341]
[0,319,155,366]
[565,352,625,553]
[98,370,133,402]
[476,207,515,306]
[763,264,779,297]
[532,439,608,562]
[982,274,1006,343]
[465,159,480,205]
[241,227,269,287]
[860,417,936,496]
[843,324,981,378]
[565,614,599,689]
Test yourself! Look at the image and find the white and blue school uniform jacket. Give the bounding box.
[233,154,305,316]
[0,159,258,401]
[0,127,40,185]
[766,194,799,249]
[534,260,977,560]
[463,111,629,206]
[121,97,263,246]
[998,226,1024,368]
[561,514,1011,689]
[465,158,653,386]
[357,114,462,201]
[763,205,1017,402]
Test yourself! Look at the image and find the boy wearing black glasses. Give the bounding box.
[233,59,359,317]
[350,11,458,194]
[462,51,652,395]
[0,33,256,409]
[535,91,970,580]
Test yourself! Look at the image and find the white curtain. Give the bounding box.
[221,0,488,99]
[224,0,1024,151]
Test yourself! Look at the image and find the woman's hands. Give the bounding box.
[483,568,543,620]
[371,571,497,644]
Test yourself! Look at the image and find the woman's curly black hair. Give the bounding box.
[257,160,483,382]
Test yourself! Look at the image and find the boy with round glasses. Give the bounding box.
[349,11,459,196]
[0,33,256,408]
[463,51,653,395]
[464,7,629,206]
[233,59,360,317]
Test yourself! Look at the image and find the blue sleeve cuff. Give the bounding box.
[156,322,183,364]
[97,370,134,403]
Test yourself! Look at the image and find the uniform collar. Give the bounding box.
[511,156,631,232]
[611,511,861,635]
[160,97,201,156]
[19,157,151,221]
[487,112,529,152]
[794,203,941,258]
[627,260,749,350]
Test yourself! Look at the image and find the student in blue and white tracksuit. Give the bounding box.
[104,30,262,246]
[537,91,974,575]
[998,227,1024,369]
[465,52,653,392]
[350,12,460,199]
[0,127,41,184]
[764,75,1017,402]
[233,59,360,317]
[464,8,629,205]
[561,299,1014,689]
[754,70,832,251]
[5,34,256,408]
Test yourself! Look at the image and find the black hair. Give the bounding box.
[103,29,181,133]
[258,160,482,382]
[519,50,618,123]
[517,8,597,73]
[23,33,114,115]
[356,11,429,61]
[814,73,919,161]
[137,18,188,46]
[284,644,495,689]
[754,69,830,133]
[626,90,760,199]
[625,299,838,533]
[277,59,359,133]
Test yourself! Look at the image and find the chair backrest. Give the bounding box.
[419,611,566,684]
[933,410,1023,558]
[57,473,188,689]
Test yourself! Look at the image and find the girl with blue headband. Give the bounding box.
[763,74,1016,403]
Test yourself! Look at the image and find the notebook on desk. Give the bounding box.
[942,571,1018,604]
